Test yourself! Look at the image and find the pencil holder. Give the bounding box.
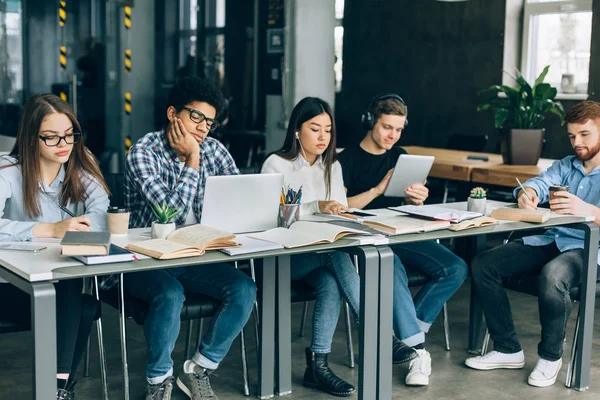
[278,204,300,228]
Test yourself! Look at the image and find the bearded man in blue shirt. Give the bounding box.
[465,101,600,387]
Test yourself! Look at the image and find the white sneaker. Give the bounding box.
[465,350,525,370]
[528,358,562,387]
[405,349,431,386]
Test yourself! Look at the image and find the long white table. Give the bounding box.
[0,203,597,398]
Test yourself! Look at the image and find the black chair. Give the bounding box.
[0,282,110,399]
[479,232,600,387]
[100,274,251,399]
[103,172,126,208]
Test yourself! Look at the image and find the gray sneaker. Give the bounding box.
[176,365,219,400]
[146,376,175,400]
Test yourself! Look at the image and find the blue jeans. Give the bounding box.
[123,264,256,381]
[291,251,360,353]
[471,240,589,361]
[391,241,468,346]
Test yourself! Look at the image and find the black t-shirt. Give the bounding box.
[338,144,407,210]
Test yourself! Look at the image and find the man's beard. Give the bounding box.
[575,139,600,161]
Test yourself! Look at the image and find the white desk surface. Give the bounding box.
[0,202,594,283]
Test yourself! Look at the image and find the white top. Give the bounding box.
[261,154,347,217]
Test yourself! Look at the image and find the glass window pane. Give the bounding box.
[529,11,591,94]
[1,0,22,103]
[335,0,345,20]
[334,26,343,93]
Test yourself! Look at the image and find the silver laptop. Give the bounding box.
[201,173,284,233]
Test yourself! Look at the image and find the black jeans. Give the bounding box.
[0,279,95,375]
[471,240,586,361]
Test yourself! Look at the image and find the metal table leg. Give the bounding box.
[31,282,57,400]
[572,222,599,391]
[353,246,381,400]
[258,256,276,399]
[376,247,394,400]
[275,255,292,396]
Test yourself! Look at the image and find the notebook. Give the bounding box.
[249,221,366,249]
[363,216,451,235]
[61,231,111,256]
[389,205,483,223]
[72,244,136,265]
[220,234,284,256]
[490,207,551,223]
[126,224,239,260]
[447,217,499,231]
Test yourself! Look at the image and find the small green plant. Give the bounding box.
[470,187,487,199]
[152,202,180,224]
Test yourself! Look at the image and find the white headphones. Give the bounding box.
[295,131,309,164]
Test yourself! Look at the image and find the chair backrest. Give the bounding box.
[0,135,16,153]
[104,172,126,208]
[445,133,489,153]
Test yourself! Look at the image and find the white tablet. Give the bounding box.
[384,154,435,197]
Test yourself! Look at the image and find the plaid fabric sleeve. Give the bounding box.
[214,140,240,176]
[127,145,200,213]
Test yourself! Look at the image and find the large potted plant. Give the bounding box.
[477,65,565,165]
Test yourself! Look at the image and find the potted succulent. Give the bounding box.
[467,187,487,215]
[477,65,565,165]
[151,202,180,239]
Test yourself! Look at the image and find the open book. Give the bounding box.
[126,224,238,259]
[490,207,551,223]
[448,216,498,231]
[363,216,450,235]
[248,221,366,248]
[389,205,483,223]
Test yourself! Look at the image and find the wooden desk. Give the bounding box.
[403,146,503,182]
[403,146,556,187]
[471,159,556,187]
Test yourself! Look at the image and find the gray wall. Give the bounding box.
[336,0,593,159]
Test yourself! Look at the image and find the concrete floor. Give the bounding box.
[1,279,599,400]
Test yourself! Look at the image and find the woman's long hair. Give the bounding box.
[269,97,338,198]
[6,94,109,218]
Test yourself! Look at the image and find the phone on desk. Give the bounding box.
[0,244,48,253]
[340,210,377,218]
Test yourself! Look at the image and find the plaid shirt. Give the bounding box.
[100,130,238,290]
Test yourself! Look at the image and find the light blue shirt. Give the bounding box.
[512,155,600,264]
[0,157,109,241]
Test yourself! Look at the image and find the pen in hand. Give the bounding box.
[516,178,536,209]
[60,205,91,226]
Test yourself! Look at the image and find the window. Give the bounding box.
[178,0,225,84]
[0,0,23,104]
[522,0,592,97]
[334,0,344,93]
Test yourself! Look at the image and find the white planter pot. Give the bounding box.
[467,197,486,215]
[151,221,176,239]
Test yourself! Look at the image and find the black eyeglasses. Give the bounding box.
[38,132,82,147]
[183,107,219,131]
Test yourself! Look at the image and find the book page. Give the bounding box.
[390,205,482,222]
[448,216,498,231]
[289,221,365,242]
[167,224,236,251]
[127,239,192,258]
[249,228,327,248]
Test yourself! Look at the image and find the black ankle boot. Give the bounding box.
[393,336,418,365]
[303,348,355,397]
[56,380,76,400]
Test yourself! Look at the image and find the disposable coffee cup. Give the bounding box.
[107,207,130,235]
[549,184,569,201]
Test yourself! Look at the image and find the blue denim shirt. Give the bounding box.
[512,155,600,264]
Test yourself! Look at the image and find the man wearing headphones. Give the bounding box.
[338,95,467,387]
